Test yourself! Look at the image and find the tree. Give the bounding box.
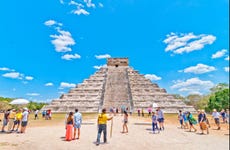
[206,88,229,112]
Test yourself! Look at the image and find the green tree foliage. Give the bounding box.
[206,88,229,112]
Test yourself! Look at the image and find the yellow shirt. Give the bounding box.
[16,112,22,120]
[98,113,108,124]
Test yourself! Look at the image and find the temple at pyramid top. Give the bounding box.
[107,58,129,66]
[42,57,196,113]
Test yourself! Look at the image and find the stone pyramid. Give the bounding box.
[42,58,195,113]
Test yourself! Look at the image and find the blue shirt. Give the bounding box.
[74,112,82,125]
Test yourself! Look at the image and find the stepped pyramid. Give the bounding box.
[43,58,195,113]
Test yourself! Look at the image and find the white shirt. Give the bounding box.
[22,111,29,122]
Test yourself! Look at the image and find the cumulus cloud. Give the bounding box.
[73,8,90,15]
[84,0,95,8]
[0,67,15,72]
[44,20,62,27]
[61,53,81,60]
[163,32,216,54]
[26,93,40,96]
[144,74,162,81]
[59,82,76,89]
[212,49,228,59]
[2,72,23,79]
[25,76,34,80]
[224,67,229,72]
[181,63,216,74]
[93,64,107,69]
[225,56,229,61]
[171,77,214,94]
[95,54,111,59]
[45,82,54,86]
[50,28,75,52]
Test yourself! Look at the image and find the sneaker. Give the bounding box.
[96,142,99,146]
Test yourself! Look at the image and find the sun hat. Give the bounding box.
[23,107,28,111]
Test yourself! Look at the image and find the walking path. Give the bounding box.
[0,115,229,150]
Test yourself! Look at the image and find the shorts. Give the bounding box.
[3,119,8,126]
[124,120,128,124]
[14,120,20,125]
[158,118,164,123]
[74,123,81,129]
[214,118,220,124]
[21,121,28,127]
[179,119,183,125]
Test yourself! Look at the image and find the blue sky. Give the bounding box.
[0,0,229,102]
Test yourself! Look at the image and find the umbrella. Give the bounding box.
[152,103,158,108]
[10,99,29,105]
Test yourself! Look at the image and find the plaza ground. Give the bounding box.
[0,113,229,150]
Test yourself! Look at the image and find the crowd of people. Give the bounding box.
[1,107,29,133]
[177,108,229,135]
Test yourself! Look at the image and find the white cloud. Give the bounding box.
[171,77,214,94]
[0,67,15,72]
[84,0,95,8]
[95,54,111,59]
[182,63,216,74]
[144,74,162,81]
[72,8,90,15]
[45,82,54,86]
[26,93,40,96]
[61,53,81,60]
[224,67,229,72]
[163,32,216,54]
[225,56,229,61]
[98,3,104,7]
[50,29,75,52]
[211,49,228,59]
[93,64,107,69]
[25,76,34,80]
[59,82,76,89]
[44,20,57,26]
[2,72,23,79]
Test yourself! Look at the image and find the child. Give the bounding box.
[122,111,128,133]
[152,112,160,134]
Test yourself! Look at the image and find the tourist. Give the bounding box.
[73,109,82,140]
[152,111,160,134]
[34,109,39,120]
[96,108,113,146]
[212,109,221,130]
[157,107,164,130]
[8,109,16,132]
[226,109,229,129]
[141,108,144,117]
[220,109,227,123]
[121,111,128,133]
[178,110,184,129]
[42,110,46,118]
[116,107,119,114]
[199,110,209,134]
[147,107,152,117]
[12,109,22,132]
[137,108,140,117]
[187,111,197,132]
[183,112,189,129]
[19,107,29,133]
[65,112,74,141]
[1,109,10,132]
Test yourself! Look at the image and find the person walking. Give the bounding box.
[34,109,39,120]
[96,108,113,146]
[121,111,128,133]
[178,110,184,129]
[73,109,82,140]
[212,109,221,130]
[199,110,209,134]
[187,112,197,132]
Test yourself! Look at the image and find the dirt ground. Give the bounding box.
[0,113,229,150]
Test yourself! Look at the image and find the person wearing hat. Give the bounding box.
[96,108,113,146]
[19,108,29,133]
[212,109,221,130]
